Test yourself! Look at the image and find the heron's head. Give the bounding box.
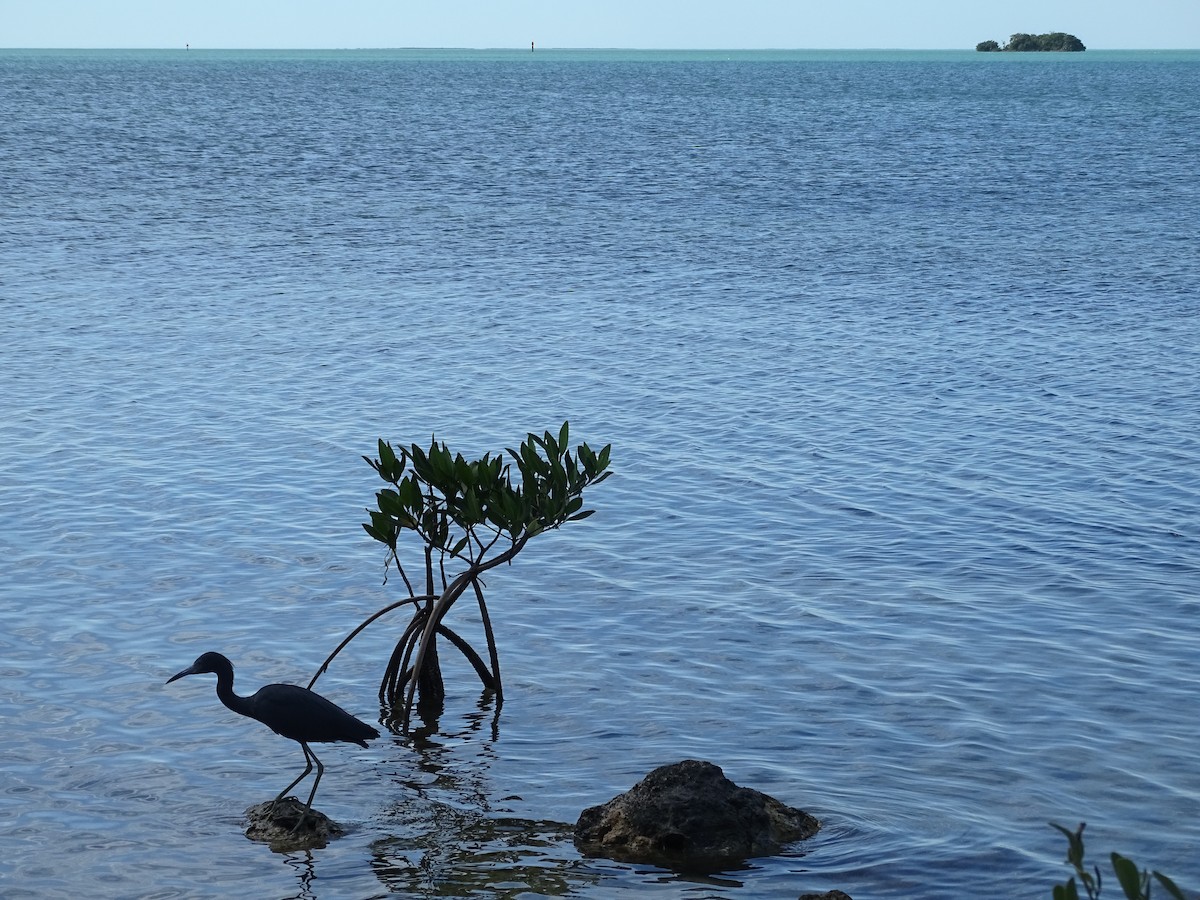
[166,651,229,684]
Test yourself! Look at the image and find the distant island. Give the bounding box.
[976,33,1086,52]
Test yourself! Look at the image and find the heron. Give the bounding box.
[166,651,379,830]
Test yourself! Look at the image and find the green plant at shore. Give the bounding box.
[310,421,610,730]
[1050,822,1188,900]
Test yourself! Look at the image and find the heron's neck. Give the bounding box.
[213,666,253,718]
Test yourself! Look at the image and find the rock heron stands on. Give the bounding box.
[166,651,379,830]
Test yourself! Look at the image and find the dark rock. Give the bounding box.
[574,759,819,871]
[244,798,344,850]
[799,892,854,900]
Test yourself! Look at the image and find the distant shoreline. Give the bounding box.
[3,46,1196,57]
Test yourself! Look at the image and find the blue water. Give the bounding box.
[1,49,1198,898]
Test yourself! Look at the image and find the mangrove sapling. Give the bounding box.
[310,422,610,730]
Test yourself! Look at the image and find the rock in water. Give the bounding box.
[574,759,819,871]
[244,798,344,850]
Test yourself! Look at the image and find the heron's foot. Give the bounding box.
[262,796,311,831]
[245,798,340,847]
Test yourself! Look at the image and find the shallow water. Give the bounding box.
[1,49,1198,898]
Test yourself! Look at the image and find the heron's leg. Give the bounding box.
[269,742,314,813]
[290,745,325,833]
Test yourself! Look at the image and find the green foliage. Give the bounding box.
[363,421,611,562]
[975,32,1085,51]
[1050,823,1188,900]
[314,422,611,731]
[993,32,1086,51]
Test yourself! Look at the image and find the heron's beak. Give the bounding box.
[166,664,198,685]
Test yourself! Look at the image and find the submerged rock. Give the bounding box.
[244,798,344,850]
[574,759,819,871]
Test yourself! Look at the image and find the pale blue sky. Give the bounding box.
[2,0,1197,50]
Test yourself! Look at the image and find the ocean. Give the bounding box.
[1,48,1198,898]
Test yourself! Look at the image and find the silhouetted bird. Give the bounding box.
[166,651,379,830]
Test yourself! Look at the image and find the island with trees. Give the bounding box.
[976,33,1086,52]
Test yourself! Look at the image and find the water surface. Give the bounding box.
[1,48,1198,898]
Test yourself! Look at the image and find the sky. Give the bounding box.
[2,0,1198,51]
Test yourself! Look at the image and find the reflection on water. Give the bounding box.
[370,818,587,898]
[280,852,318,900]
[372,703,593,898]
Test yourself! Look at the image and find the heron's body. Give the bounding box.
[167,651,378,830]
[218,680,377,746]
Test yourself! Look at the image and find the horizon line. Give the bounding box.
[3,45,1197,52]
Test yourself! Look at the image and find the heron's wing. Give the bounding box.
[247,683,375,744]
